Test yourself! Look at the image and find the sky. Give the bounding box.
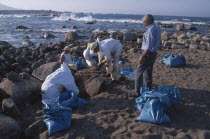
[1,0,210,17]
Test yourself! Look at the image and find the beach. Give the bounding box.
[0,10,210,139]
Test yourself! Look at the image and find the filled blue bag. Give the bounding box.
[158,86,180,106]
[135,86,180,124]
[160,54,186,67]
[56,90,88,107]
[43,105,72,136]
[120,66,135,79]
[73,57,85,70]
[137,98,171,124]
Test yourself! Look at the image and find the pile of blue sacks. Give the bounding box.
[135,86,180,124]
[43,90,88,136]
[160,53,186,67]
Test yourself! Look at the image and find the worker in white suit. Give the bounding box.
[41,63,79,105]
[83,44,98,67]
[89,38,123,81]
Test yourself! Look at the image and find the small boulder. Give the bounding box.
[164,41,172,47]
[16,25,28,30]
[22,40,33,46]
[0,114,21,139]
[177,33,188,40]
[129,48,137,53]
[175,24,185,31]
[15,56,28,66]
[43,33,55,39]
[6,71,22,82]
[123,32,137,41]
[0,77,42,105]
[85,77,104,97]
[65,32,79,41]
[185,25,197,31]
[20,72,31,79]
[161,32,169,41]
[32,62,60,81]
[2,98,21,119]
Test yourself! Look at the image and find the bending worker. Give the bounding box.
[83,43,98,67]
[130,14,161,97]
[89,38,123,81]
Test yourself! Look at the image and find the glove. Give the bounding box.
[68,64,77,70]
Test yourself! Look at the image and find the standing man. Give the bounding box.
[130,14,161,97]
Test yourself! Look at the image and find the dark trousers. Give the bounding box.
[135,52,157,95]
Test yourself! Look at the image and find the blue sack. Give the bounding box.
[56,90,88,107]
[137,98,171,124]
[43,105,72,136]
[158,86,180,106]
[73,57,85,70]
[135,86,180,124]
[120,66,135,79]
[160,53,186,67]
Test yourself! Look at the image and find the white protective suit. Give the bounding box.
[41,63,79,105]
[98,38,123,80]
[83,48,97,67]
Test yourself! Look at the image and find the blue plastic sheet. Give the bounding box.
[120,66,135,79]
[56,90,88,107]
[73,57,85,70]
[160,54,186,67]
[135,86,180,124]
[43,105,72,136]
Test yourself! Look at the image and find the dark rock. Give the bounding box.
[0,114,21,139]
[161,32,169,41]
[24,120,46,138]
[32,62,60,81]
[20,72,31,79]
[6,71,22,82]
[85,21,96,24]
[43,33,55,39]
[123,32,137,41]
[71,26,78,29]
[16,25,28,30]
[22,36,30,39]
[85,77,104,97]
[2,98,21,119]
[0,77,42,105]
[31,62,42,70]
[175,24,185,31]
[0,88,10,102]
[65,32,79,41]
[185,25,197,31]
[22,40,33,46]
[15,56,28,66]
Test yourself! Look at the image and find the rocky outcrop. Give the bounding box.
[123,32,137,41]
[16,25,28,30]
[43,33,55,39]
[85,77,104,97]
[32,62,60,81]
[175,24,185,31]
[0,77,42,105]
[65,32,79,41]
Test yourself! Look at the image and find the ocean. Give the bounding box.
[0,10,210,48]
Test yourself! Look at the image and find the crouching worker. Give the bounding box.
[41,63,79,105]
[83,43,98,67]
[89,38,123,81]
[60,46,77,70]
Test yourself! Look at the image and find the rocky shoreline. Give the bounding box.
[0,27,210,138]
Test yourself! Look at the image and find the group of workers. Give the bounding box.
[41,14,161,103]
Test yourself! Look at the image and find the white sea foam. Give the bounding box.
[157,20,207,25]
[41,28,76,33]
[0,14,32,18]
[52,13,94,22]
